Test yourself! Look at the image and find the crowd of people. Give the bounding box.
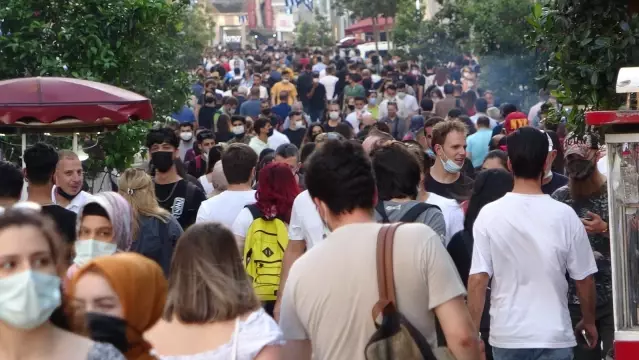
[0,44,614,360]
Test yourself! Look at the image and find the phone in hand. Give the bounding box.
[581,329,592,348]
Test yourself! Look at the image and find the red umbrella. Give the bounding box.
[0,77,153,132]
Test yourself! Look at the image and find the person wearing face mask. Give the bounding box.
[283,111,307,148]
[69,253,168,360]
[186,130,216,178]
[345,96,371,132]
[228,115,252,145]
[306,72,327,122]
[67,192,133,283]
[212,96,238,133]
[271,70,297,106]
[323,101,343,133]
[366,91,380,120]
[391,82,419,119]
[541,131,568,195]
[249,117,274,155]
[197,91,219,131]
[0,211,127,360]
[177,123,195,162]
[427,120,474,201]
[146,128,207,230]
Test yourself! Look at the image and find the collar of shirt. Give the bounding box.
[51,186,92,213]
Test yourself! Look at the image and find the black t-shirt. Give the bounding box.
[542,172,569,195]
[425,174,473,201]
[282,128,306,148]
[198,105,219,130]
[309,84,326,110]
[41,205,77,244]
[297,72,314,105]
[155,179,206,230]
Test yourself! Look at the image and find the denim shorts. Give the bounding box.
[492,347,573,360]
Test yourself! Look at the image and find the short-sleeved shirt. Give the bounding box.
[287,190,324,249]
[552,184,611,306]
[279,222,466,360]
[470,192,598,349]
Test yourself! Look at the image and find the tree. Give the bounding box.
[314,10,335,48]
[0,0,206,171]
[409,0,537,107]
[333,0,399,50]
[393,0,423,49]
[295,21,316,48]
[294,10,335,48]
[528,0,639,132]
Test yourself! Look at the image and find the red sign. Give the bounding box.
[246,0,256,29]
[264,0,273,30]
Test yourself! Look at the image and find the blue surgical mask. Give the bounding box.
[369,98,377,106]
[439,153,463,174]
[0,270,61,329]
[73,239,118,267]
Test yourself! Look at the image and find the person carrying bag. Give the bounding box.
[365,223,456,360]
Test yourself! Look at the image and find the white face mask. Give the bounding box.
[282,78,290,84]
[0,270,61,329]
[295,121,305,129]
[329,111,340,120]
[180,132,193,141]
[397,92,407,99]
[73,239,118,267]
[232,125,245,135]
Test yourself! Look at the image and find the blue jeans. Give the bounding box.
[493,347,572,360]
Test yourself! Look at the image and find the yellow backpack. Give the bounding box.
[243,205,289,301]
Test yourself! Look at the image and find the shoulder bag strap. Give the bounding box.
[371,223,402,322]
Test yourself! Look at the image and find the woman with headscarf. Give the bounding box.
[69,252,168,360]
[118,169,183,277]
[67,192,133,282]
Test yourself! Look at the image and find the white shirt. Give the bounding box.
[50,186,92,214]
[198,175,214,196]
[320,75,339,101]
[470,193,597,349]
[267,129,290,150]
[528,101,544,124]
[248,137,269,155]
[598,155,607,177]
[287,190,324,249]
[345,110,370,131]
[196,190,256,229]
[152,308,283,360]
[425,192,464,246]
[470,113,498,129]
[379,95,419,119]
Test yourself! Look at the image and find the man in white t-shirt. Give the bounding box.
[319,65,339,101]
[467,127,598,360]
[345,96,371,132]
[196,144,257,228]
[279,139,481,360]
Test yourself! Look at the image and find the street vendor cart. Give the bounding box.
[586,67,639,359]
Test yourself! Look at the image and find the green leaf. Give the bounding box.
[591,72,598,87]
[533,2,542,18]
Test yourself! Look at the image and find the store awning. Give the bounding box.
[345,17,394,35]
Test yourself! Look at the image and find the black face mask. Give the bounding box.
[348,105,355,111]
[86,313,129,354]
[267,128,274,137]
[151,151,174,173]
[205,96,215,104]
[57,186,79,201]
[261,109,271,115]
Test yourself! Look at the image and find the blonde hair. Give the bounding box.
[118,168,171,240]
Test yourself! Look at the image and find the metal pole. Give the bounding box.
[21,133,26,168]
[72,133,78,153]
